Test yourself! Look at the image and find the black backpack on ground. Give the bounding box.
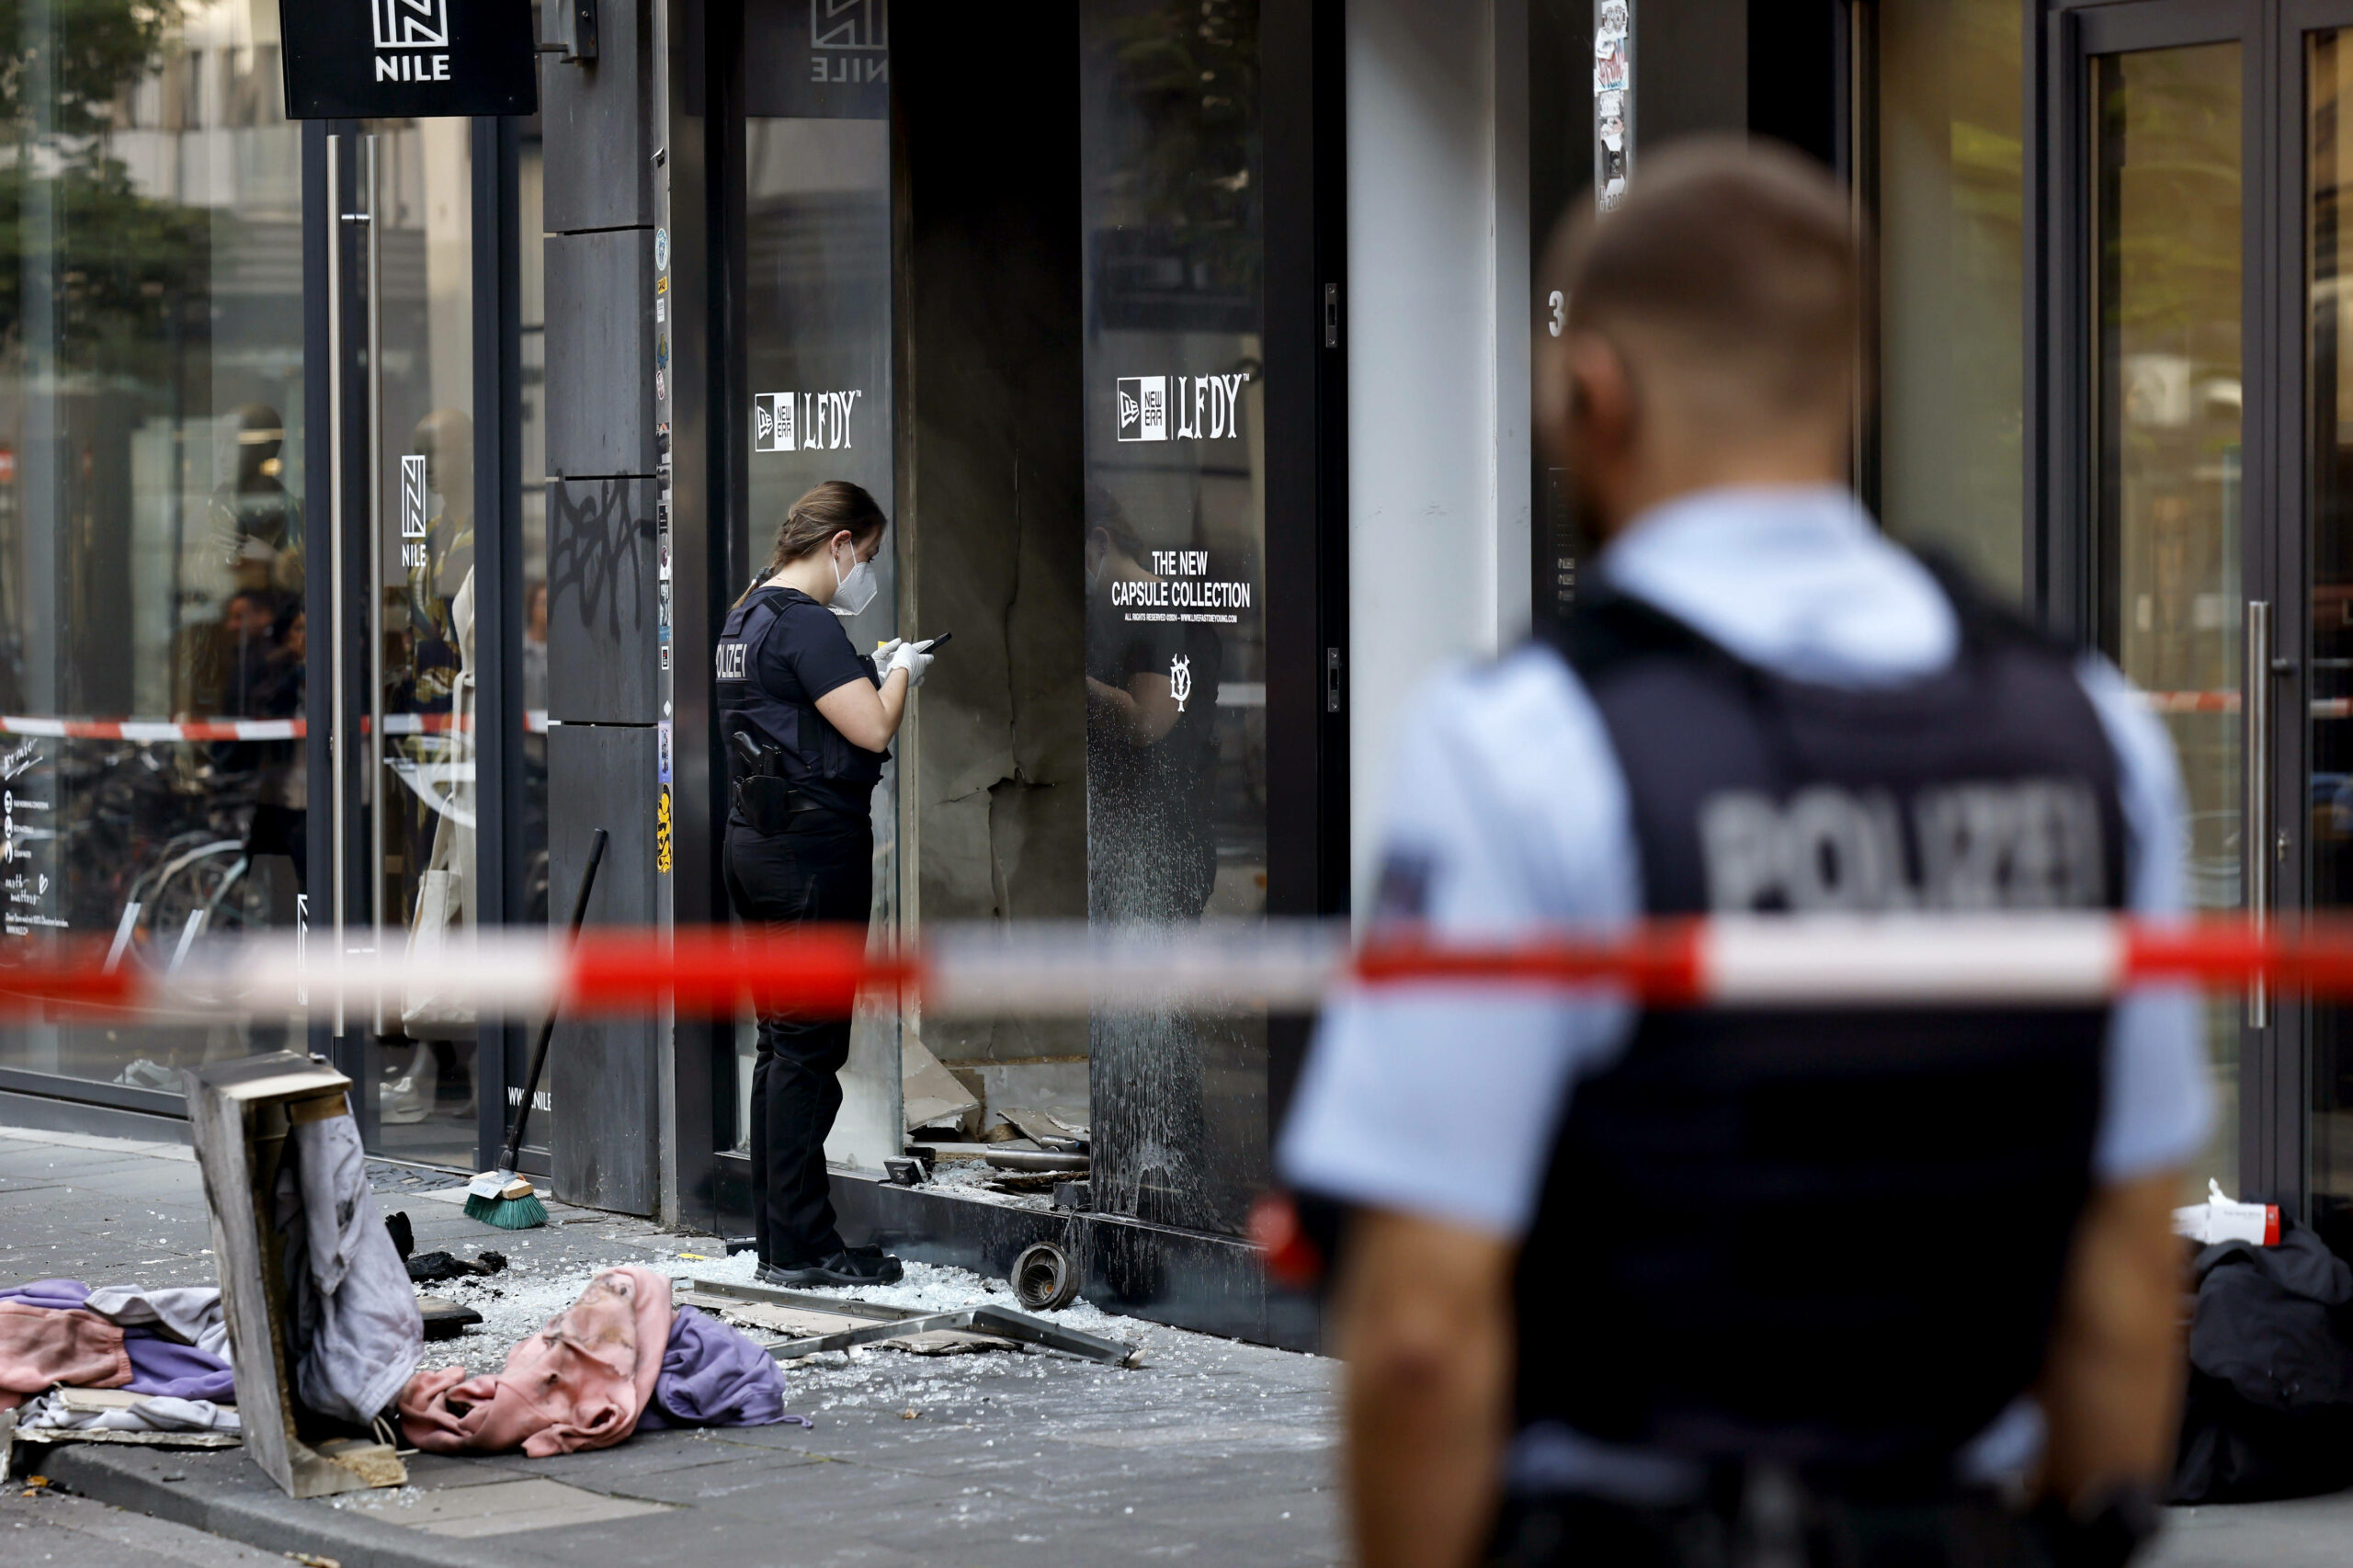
[2172,1220,2353,1503]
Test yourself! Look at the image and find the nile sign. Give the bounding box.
[280,0,538,119]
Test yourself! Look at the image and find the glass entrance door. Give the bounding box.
[2086,32,2247,1198]
[323,124,482,1165]
[2297,10,2353,1244]
[2075,2,2353,1225]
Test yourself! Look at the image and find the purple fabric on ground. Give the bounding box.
[0,1280,94,1312]
[0,1279,235,1402]
[120,1333,234,1402]
[635,1307,806,1430]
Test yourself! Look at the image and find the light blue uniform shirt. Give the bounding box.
[1279,485,2213,1496]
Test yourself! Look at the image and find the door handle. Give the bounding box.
[362,133,386,1038]
[328,134,385,1038]
[2246,598,2272,1028]
[328,133,349,1037]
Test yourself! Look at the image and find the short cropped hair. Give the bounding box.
[1540,137,1861,436]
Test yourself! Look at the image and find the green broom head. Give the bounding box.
[463,1171,548,1230]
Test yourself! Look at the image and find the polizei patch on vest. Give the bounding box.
[1699,779,2106,912]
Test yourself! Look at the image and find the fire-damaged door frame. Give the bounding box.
[664,0,1346,1349]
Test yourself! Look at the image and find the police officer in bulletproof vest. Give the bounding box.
[1279,141,2208,1568]
[718,480,936,1287]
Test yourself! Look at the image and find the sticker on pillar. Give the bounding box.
[655,368,667,405]
[657,534,672,582]
[656,786,674,876]
[658,721,672,787]
[1595,1,1632,211]
[399,454,429,539]
[654,228,669,272]
[1116,377,1166,442]
[656,422,671,462]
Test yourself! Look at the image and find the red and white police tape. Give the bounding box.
[3,913,2353,1022]
[0,711,552,744]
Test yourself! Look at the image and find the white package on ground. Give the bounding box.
[2174,1178,2280,1246]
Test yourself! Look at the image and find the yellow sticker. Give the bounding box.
[656,786,674,876]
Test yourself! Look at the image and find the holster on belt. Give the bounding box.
[734,774,799,836]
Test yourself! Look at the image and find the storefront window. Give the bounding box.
[1873,0,2026,600]
[0,0,307,1089]
[1081,0,1269,1233]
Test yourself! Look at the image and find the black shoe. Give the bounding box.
[758,1249,904,1287]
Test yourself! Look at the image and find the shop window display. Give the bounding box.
[0,0,308,1089]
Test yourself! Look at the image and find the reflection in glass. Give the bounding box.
[2308,32,2353,1239]
[0,1,307,1086]
[2094,44,2239,1194]
[365,120,478,1165]
[1875,0,2026,599]
[1082,0,1268,1233]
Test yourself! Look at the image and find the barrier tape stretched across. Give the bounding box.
[0,914,2351,1023]
[0,710,554,744]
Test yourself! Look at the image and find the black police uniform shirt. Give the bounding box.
[715,586,882,815]
[1279,485,2212,1495]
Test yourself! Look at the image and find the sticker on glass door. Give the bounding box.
[755,391,863,452]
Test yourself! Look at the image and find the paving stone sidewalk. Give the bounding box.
[0,1123,1343,1567]
[10,1121,2353,1568]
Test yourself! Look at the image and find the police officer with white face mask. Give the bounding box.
[1281,142,2210,1568]
[716,480,931,1287]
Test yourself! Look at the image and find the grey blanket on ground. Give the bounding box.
[272,1112,422,1425]
[83,1285,233,1363]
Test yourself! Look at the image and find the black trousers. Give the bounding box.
[723,811,873,1267]
[1483,1489,2069,1568]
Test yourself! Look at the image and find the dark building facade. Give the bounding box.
[0,0,2309,1335]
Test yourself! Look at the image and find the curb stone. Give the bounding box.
[37,1442,539,1568]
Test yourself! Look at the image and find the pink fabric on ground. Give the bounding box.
[397,1267,672,1457]
[0,1301,131,1412]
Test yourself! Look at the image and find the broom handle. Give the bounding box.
[497,826,608,1174]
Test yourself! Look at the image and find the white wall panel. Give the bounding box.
[1347,0,1529,910]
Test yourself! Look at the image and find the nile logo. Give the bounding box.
[399,454,429,539]
[374,0,449,49]
[373,0,454,82]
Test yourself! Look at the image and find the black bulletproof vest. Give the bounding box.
[1518,578,2124,1487]
[714,587,874,814]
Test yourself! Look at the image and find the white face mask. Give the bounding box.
[829,542,880,619]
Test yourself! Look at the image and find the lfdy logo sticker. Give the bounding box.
[1117,372,1250,442]
[755,391,862,454]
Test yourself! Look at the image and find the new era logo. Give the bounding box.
[1117,377,1167,442]
[373,0,449,50]
[754,392,798,453]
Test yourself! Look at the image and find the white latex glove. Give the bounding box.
[870,638,904,678]
[886,641,934,689]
